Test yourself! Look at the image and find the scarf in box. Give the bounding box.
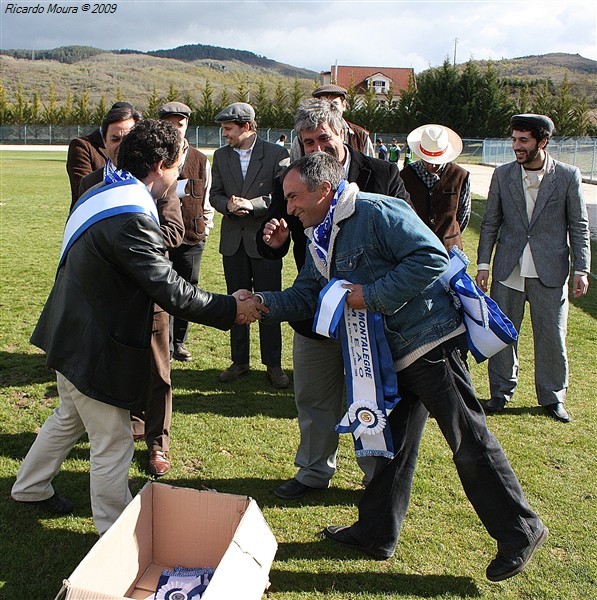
[314,278,400,459]
[59,168,159,269]
[150,566,215,600]
[440,246,518,363]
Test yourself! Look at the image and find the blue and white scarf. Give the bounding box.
[311,179,346,265]
[440,247,518,362]
[314,278,400,459]
[59,170,159,269]
[153,566,214,599]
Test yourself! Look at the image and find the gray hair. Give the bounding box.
[294,98,344,136]
[282,151,344,191]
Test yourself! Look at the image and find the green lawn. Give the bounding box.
[0,151,595,599]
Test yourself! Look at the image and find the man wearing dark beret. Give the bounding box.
[476,114,591,422]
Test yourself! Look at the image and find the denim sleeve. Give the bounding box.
[362,199,450,314]
[259,256,322,323]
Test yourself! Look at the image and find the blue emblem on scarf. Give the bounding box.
[312,179,346,265]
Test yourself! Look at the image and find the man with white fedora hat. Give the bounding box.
[400,124,471,251]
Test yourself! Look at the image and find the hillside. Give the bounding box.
[460,53,596,105]
[0,45,595,111]
[0,52,318,110]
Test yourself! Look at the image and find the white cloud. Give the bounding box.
[0,0,594,71]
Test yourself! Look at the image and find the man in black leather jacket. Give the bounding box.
[11,120,265,535]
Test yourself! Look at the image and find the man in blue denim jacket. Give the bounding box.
[257,152,547,582]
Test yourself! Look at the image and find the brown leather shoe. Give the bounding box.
[148,450,171,477]
[267,366,289,389]
[218,363,250,383]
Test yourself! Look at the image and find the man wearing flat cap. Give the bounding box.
[400,124,471,251]
[158,101,215,364]
[289,84,375,162]
[210,102,291,388]
[476,114,590,423]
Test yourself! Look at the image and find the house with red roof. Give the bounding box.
[321,65,415,103]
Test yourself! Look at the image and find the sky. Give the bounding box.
[0,0,595,73]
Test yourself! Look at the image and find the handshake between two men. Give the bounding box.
[232,289,268,324]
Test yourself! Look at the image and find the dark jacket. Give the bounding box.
[211,136,289,258]
[31,210,236,411]
[79,170,184,251]
[177,146,210,245]
[256,145,411,338]
[66,129,108,208]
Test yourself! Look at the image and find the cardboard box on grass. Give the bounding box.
[56,481,277,599]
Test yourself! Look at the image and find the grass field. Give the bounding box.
[0,151,595,599]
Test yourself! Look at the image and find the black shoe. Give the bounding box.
[13,492,74,514]
[323,525,392,560]
[173,343,192,362]
[274,478,326,499]
[267,366,290,389]
[485,397,507,413]
[486,525,549,582]
[544,402,570,423]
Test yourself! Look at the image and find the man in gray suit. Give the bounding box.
[211,102,291,388]
[476,114,590,422]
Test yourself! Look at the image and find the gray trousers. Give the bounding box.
[489,279,569,406]
[11,372,134,535]
[292,333,381,487]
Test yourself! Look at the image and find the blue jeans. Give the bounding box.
[349,334,543,557]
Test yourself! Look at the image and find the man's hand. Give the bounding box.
[262,218,290,249]
[573,273,590,298]
[475,270,490,293]
[232,289,269,324]
[342,283,366,309]
[227,195,252,217]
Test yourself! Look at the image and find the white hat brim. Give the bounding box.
[407,124,463,164]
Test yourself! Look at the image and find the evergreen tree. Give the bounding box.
[355,84,382,132]
[93,97,108,125]
[530,81,555,118]
[271,81,290,129]
[217,89,231,112]
[343,77,360,124]
[145,84,162,119]
[514,84,531,115]
[182,91,196,123]
[394,74,418,134]
[288,78,304,121]
[196,81,216,126]
[13,82,28,125]
[234,78,250,103]
[75,87,93,124]
[0,84,9,125]
[60,92,75,125]
[551,75,587,136]
[29,91,42,124]
[166,82,179,103]
[41,82,61,125]
[414,58,461,127]
[252,80,272,127]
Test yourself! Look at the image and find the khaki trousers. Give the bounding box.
[11,372,133,535]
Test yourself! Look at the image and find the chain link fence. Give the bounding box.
[0,125,295,147]
[483,138,597,183]
[2,125,595,183]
